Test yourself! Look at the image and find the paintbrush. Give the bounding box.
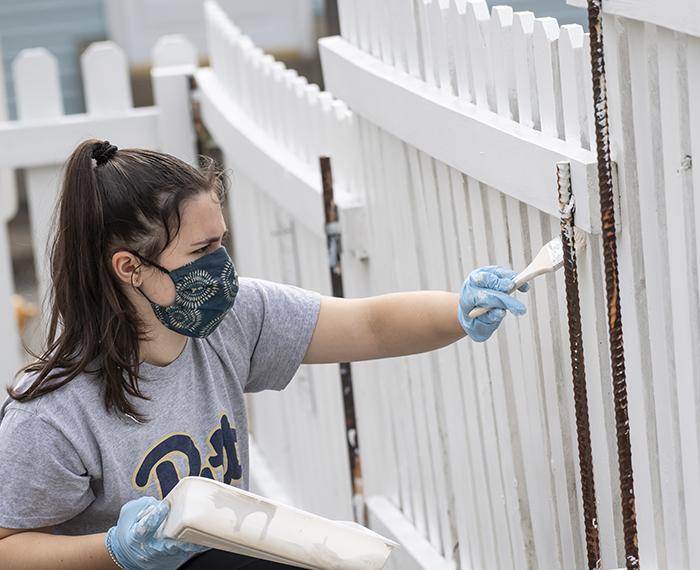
[468,232,587,318]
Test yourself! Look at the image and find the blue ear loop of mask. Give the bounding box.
[130,246,239,338]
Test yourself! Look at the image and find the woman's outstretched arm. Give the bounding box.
[0,528,116,570]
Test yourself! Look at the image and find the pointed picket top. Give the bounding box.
[449,0,472,101]
[465,0,493,110]
[317,91,335,158]
[533,17,563,139]
[558,24,586,147]
[512,11,539,130]
[81,41,133,114]
[490,5,515,120]
[304,83,322,160]
[427,0,452,94]
[581,33,596,151]
[13,48,63,120]
[152,35,198,69]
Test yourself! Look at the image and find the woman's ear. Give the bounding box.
[112,251,143,287]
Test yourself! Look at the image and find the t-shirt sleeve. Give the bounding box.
[231,277,321,393]
[0,407,94,529]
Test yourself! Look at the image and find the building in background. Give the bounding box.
[0,0,321,118]
[0,0,107,119]
[105,0,317,68]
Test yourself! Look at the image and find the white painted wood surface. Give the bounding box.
[2,1,699,569]
[190,1,700,568]
[201,0,358,522]
[567,0,700,38]
[313,1,700,568]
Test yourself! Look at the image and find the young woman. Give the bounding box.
[0,140,528,569]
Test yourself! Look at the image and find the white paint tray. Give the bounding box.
[160,477,398,569]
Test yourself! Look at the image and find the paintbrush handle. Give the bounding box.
[466,270,529,319]
[467,288,516,319]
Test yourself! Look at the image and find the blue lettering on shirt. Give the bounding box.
[133,414,242,498]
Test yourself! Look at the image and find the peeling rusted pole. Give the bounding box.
[558,162,601,570]
[585,2,640,568]
[320,156,366,525]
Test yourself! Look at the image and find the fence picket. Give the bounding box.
[13,49,63,339]
[465,1,493,110]
[558,25,585,146]
[512,12,539,130]
[81,42,133,113]
[427,0,452,95]
[490,6,515,120]
[533,18,564,139]
[687,36,700,342]
[657,24,700,568]
[471,177,531,569]
[449,0,473,103]
[603,16,667,568]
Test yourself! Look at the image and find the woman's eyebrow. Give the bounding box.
[191,229,228,246]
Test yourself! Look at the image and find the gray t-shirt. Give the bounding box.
[0,278,321,535]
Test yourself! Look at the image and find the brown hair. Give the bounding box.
[9,139,226,418]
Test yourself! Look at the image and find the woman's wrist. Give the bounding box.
[104,529,124,569]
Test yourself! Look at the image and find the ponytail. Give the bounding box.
[10,139,226,419]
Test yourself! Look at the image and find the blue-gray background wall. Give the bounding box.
[0,0,107,119]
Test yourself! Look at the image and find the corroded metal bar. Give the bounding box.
[585,2,640,568]
[320,156,366,525]
[558,162,601,570]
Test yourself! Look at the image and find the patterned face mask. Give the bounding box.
[132,247,239,338]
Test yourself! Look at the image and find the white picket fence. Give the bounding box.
[1,1,699,569]
[0,36,199,382]
[197,2,700,569]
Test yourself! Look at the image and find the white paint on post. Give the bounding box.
[512,11,540,132]
[152,34,198,69]
[81,42,133,114]
[490,6,515,120]
[12,48,64,347]
[151,43,198,164]
[656,24,700,569]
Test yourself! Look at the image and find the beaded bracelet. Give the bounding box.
[104,529,125,570]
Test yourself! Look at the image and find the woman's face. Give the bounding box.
[114,190,228,308]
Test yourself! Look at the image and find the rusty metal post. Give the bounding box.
[585,2,640,568]
[319,156,366,525]
[558,162,601,570]
[325,0,341,37]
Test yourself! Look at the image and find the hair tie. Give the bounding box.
[92,141,118,166]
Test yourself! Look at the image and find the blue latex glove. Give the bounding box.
[458,266,529,343]
[105,496,207,570]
